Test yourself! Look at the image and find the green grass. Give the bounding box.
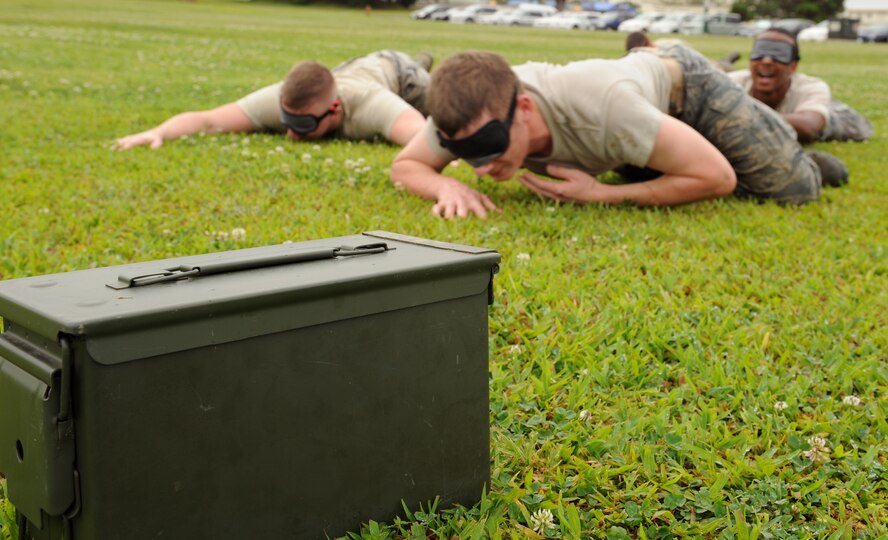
[1,0,886,538]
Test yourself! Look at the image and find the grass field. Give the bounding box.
[1,0,886,538]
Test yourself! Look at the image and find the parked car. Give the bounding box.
[477,6,515,25]
[534,11,601,30]
[679,14,706,35]
[649,12,693,34]
[857,22,888,42]
[618,12,665,33]
[449,4,501,24]
[771,18,815,37]
[595,10,635,31]
[798,20,829,42]
[706,12,744,35]
[429,7,456,21]
[738,18,772,37]
[498,4,556,26]
[410,4,450,20]
[680,12,742,35]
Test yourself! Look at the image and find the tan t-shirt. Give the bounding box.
[426,52,671,175]
[728,69,831,123]
[236,52,412,141]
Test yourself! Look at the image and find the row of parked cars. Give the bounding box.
[411,3,888,42]
[411,3,635,30]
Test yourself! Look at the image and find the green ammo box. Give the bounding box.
[0,231,500,539]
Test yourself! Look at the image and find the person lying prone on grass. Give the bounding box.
[390,49,848,219]
[114,50,433,149]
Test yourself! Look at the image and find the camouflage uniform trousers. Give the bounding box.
[821,99,874,142]
[659,44,822,205]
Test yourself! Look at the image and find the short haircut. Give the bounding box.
[758,27,800,61]
[426,51,520,137]
[625,31,652,52]
[280,61,335,111]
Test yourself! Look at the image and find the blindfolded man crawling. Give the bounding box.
[390,47,848,219]
[728,29,873,143]
[114,50,433,150]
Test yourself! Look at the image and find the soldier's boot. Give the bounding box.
[806,150,849,188]
[414,52,434,72]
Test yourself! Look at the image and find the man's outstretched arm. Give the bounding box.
[518,114,736,206]
[386,108,427,146]
[390,129,499,219]
[114,102,255,150]
[781,111,826,143]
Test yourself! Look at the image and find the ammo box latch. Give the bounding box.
[0,332,79,534]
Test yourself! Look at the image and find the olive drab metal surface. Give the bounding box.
[0,231,500,540]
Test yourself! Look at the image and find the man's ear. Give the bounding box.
[789,61,799,74]
[517,93,534,114]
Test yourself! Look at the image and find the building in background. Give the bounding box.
[843,0,888,23]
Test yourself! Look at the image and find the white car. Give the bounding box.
[449,4,501,24]
[498,4,557,26]
[649,12,693,34]
[618,13,665,33]
[410,4,450,20]
[798,20,829,41]
[477,7,515,25]
[534,11,601,30]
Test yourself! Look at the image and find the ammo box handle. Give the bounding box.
[107,243,390,290]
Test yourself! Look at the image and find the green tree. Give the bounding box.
[730,0,844,21]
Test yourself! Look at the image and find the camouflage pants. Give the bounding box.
[660,44,822,204]
[821,99,873,142]
[377,51,431,116]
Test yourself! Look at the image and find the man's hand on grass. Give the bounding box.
[518,164,601,204]
[113,130,165,150]
[431,180,500,220]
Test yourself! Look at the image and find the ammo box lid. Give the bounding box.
[0,231,500,364]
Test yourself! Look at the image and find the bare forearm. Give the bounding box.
[595,172,735,206]
[782,112,826,143]
[390,160,452,201]
[153,111,219,140]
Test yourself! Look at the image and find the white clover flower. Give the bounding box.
[230,228,246,240]
[312,144,321,152]
[579,409,592,424]
[508,344,521,355]
[38,207,50,215]
[774,401,789,411]
[323,158,334,166]
[529,508,555,534]
[569,236,578,243]
[516,252,531,263]
[274,146,285,153]
[842,395,861,407]
[301,153,311,163]
[546,206,555,213]
[804,436,830,463]
[344,159,356,169]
